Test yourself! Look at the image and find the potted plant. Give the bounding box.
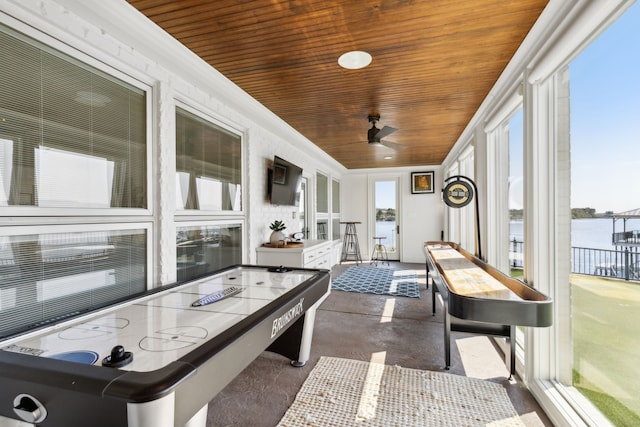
[269,220,287,245]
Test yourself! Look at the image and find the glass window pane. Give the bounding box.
[176,224,242,282]
[0,228,147,338]
[0,26,147,209]
[175,108,242,211]
[331,218,340,240]
[569,4,640,423]
[509,109,524,277]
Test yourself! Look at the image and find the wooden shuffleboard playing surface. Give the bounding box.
[427,244,521,301]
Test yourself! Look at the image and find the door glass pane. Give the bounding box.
[332,218,340,240]
[316,173,328,214]
[375,180,397,255]
[316,219,328,240]
[332,179,340,214]
[298,178,307,238]
[569,4,640,424]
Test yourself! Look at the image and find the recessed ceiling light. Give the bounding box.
[338,51,372,69]
[384,156,393,160]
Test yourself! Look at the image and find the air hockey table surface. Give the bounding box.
[0,264,330,427]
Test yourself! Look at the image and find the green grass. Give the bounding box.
[573,370,640,427]
[509,268,524,279]
[571,274,640,425]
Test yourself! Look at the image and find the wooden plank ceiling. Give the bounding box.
[128,0,548,169]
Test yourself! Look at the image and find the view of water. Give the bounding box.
[375,218,638,253]
[375,221,397,250]
[510,217,640,250]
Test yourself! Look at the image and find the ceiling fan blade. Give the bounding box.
[379,140,406,150]
[375,125,397,140]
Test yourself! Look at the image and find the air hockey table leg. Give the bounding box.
[291,302,318,367]
[184,405,207,427]
[267,292,328,367]
[127,393,176,427]
[127,394,207,427]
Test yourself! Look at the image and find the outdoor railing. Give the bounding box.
[509,239,640,281]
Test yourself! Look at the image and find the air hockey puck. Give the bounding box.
[102,345,133,368]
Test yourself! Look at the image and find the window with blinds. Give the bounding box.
[0,25,146,209]
[0,25,149,338]
[175,107,242,211]
[176,224,242,282]
[0,228,147,338]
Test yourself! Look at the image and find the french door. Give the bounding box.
[371,176,400,261]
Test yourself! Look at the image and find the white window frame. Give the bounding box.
[457,145,476,254]
[0,221,153,293]
[0,19,154,219]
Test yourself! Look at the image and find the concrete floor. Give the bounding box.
[206,262,553,426]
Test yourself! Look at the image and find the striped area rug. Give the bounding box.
[331,266,420,298]
[277,356,525,427]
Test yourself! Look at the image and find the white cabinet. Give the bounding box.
[256,240,334,269]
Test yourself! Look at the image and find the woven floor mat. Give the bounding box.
[277,356,525,427]
[331,266,420,298]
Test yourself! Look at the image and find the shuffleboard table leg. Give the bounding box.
[509,326,516,379]
[444,312,451,370]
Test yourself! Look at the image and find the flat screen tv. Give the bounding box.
[268,155,302,206]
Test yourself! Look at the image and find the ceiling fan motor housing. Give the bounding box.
[368,125,381,143]
[367,114,382,143]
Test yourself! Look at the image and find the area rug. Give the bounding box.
[276,357,525,427]
[331,266,420,298]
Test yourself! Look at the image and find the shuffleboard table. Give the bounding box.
[424,242,552,376]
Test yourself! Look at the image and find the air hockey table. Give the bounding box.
[0,265,330,427]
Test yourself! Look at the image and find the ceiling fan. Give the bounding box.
[366,115,403,150]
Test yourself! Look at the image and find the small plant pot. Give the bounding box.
[270,230,285,245]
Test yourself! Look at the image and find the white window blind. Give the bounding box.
[0,229,147,338]
[175,107,241,211]
[0,26,146,209]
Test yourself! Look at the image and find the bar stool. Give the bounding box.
[370,236,388,266]
[340,221,362,264]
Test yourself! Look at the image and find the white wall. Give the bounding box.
[403,169,445,262]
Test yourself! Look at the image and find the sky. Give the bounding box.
[376,180,395,209]
[567,2,640,213]
[510,2,640,214]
